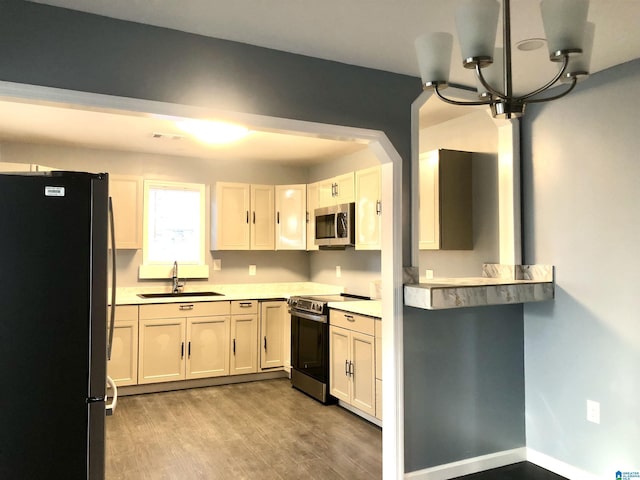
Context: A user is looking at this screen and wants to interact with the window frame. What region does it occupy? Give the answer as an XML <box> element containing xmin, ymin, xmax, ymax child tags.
<box><xmin>138</xmin><ymin>179</ymin><xmax>209</xmax><ymax>279</ymax></box>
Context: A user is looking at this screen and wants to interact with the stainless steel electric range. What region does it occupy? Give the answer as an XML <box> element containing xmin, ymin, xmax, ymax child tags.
<box><xmin>288</xmin><ymin>293</ymin><xmax>368</xmax><ymax>404</ymax></box>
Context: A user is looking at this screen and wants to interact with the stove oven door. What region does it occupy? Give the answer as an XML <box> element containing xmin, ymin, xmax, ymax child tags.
<box><xmin>290</xmin><ymin>309</ymin><xmax>328</xmax><ymax>384</ymax></box>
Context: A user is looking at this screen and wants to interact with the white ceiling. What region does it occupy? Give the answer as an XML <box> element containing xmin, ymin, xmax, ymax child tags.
<box><xmin>28</xmin><ymin>0</ymin><xmax>640</xmax><ymax>93</ymax></box>
<box><xmin>0</xmin><ymin>99</ymin><xmax>365</xmax><ymax>165</ymax></box>
<box><xmin>9</xmin><ymin>1</ymin><xmax>640</xmax><ymax>163</ymax></box>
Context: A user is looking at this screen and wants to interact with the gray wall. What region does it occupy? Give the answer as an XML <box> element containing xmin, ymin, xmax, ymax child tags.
<box><xmin>403</xmin><ymin>304</ymin><xmax>525</xmax><ymax>472</ymax></box>
<box><xmin>0</xmin><ymin>0</ymin><xmax>418</xmax><ymax>265</ymax></box>
<box><xmin>521</xmin><ymin>59</ymin><xmax>640</xmax><ymax>477</ymax></box>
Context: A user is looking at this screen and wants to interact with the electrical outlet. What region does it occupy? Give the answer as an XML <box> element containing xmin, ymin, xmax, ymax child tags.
<box><xmin>587</xmin><ymin>399</ymin><xmax>600</xmax><ymax>424</ymax></box>
<box><xmin>336</xmin><ymin>266</ymin><xmax>342</xmax><ymax>278</ymax></box>
<box><xmin>425</xmin><ymin>269</ymin><xmax>434</xmax><ymax>279</ymax></box>
<box><xmin>213</xmin><ymin>259</ymin><xmax>221</xmax><ymax>271</ymax></box>
<box><xmin>249</xmin><ymin>265</ymin><xmax>256</xmax><ymax>276</ymax></box>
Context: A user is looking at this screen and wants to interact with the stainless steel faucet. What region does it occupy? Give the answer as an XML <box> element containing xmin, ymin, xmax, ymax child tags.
<box><xmin>172</xmin><ymin>260</ymin><xmax>183</xmax><ymax>294</ymax></box>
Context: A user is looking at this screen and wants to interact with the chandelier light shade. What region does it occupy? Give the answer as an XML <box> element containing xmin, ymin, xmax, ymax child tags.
<box><xmin>540</xmin><ymin>0</ymin><xmax>590</xmax><ymax>60</ymax></box>
<box><xmin>415</xmin><ymin>32</ymin><xmax>454</xmax><ymax>87</ymax></box>
<box><xmin>415</xmin><ymin>0</ymin><xmax>594</xmax><ymax>119</ymax></box>
<box><xmin>455</xmin><ymin>0</ymin><xmax>500</xmax><ymax>67</ymax></box>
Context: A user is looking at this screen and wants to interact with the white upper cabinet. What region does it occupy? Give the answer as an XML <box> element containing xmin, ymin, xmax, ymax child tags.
<box><xmin>355</xmin><ymin>166</ymin><xmax>381</xmax><ymax>250</ymax></box>
<box><xmin>109</xmin><ymin>175</ymin><xmax>143</xmax><ymax>250</ymax></box>
<box><xmin>212</xmin><ymin>182</ymin><xmax>275</xmax><ymax>250</ymax></box>
<box><xmin>419</xmin><ymin>149</ymin><xmax>472</xmax><ymax>250</ymax></box>
<box><xmin>250</xmin><ymin>184</ymin><xmax>276</xmax><ymax>250</ymax></box>
<box><xmin>212</xmin><ymin>182</ymin><xmax>250</xmax><ymax>250</ymax></box>
<box><xmin>275</xmin><ymin>184</ymin><xmax>306</xmax><ymax>250</ymax></box>
<box><xmin>317</xmin><ymin>172</ymin><xmax>355</xmax><ymax>208</ymax></box>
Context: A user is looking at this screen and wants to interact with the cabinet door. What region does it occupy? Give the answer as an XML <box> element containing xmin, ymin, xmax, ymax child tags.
<box><xmin>329</xmin><ymin>326</ymin><xmax>351</xmax><ymax>403</ymax></box>
<box><xmin>186</xmin><ymin>316</ymin><xmax>230</xmax><ymax>379</ymax></box>
<box><xmin>350</xmin><ymin>331</ymin><xmax>376</xmax><ymax>416</ymax></box>
<box><xmin>107</xmin><ymin>319</ymin><xmax>138</xmax><ymax>386</ymax></box>
<box><xmin>260</xmin><ymin>301</ymin><xmax>285</xmax><ymax>370</ymax></box>
<box><xmin>109</xmin><ymin>175</ymin><xmax>143</xmax><ymax>249</ymax></box>
<box><xmin>375</xmin><ymin>379</ymin><xmax>383</xmax><ymax>421</ymax></box>
<box><xmin>355</xmin><ymin>166</ymin><xmax>381</xmax><ymax>250</ymax></box>
<box><xmin>317</xmin><ymin>179</ymin><xmax>335</xmax><ymax>208</ymax></box>
<box><xmin>138</xmin><ymin>317</ymin><xmax>186</xmax><ymax>384</ymax></box>
<box><xmin>334</xmin><ymin>172</ymin><xmax>355</xmax><ymax>204</ymax></box>
<box><xmin>418</xmin><ymin>151</ymin><xmax>441</xmax><ymax>250</ymax></box>
<box><xmin>306</xmin><ymin>182</ymin><xmax>319</xmax><ymax>251</ymax></box>
<box><xmin>275</xmin><ymin>184</ymin><xmax>306</xmax><ymax>250</ymax></box>
<box><xmin>250</xmin><ymin>184</ymin><xmax>275</xmax><ymax>250</ymax></box>
<box><xmin>230</xmin><ymin>314</ymin><xmax>258</xmax><ymax>375</ymax></box>
<box><xmin>213</xmin><ymin>182</ymin><xmax>250</xmax><ymax>250</ymax></box>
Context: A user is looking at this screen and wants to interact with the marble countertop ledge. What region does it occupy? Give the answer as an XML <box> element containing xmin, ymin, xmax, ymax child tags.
<box><xmin>404</xmin><ymin>272</ymin><xmax>554</xmax><ymax>310</ymax></box>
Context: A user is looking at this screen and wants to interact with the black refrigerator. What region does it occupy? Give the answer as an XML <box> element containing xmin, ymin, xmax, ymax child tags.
<box><xmin>0</xmin><ymin>171</ymin><xmax>109</xmax><ymax>479</ymax></box>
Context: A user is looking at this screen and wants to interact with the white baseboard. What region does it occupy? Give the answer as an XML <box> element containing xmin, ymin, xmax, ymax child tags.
<box><xmin>403</xmin><ymin>447</ymin><xmax>605</xmax><ymax>480</ymax></box>
<box><xmin>526</xmin><ymin>449</ymin><xmax>603</xmax><ymax>480</ymax></box>
<box><xmin>404</xmin><ymin>447</ymin><xmax>527</xmax><ymax>480</ymax></box>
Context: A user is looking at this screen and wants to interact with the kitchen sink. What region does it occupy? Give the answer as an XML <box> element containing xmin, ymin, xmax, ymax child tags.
<box><xmin>137</xmin><ymin>291</ymin><xmax>224</xmax><ymax>299</ymax></box>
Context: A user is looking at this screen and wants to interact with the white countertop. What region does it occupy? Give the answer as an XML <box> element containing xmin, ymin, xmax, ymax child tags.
<box><xmin>111</xmin><ymin>282</ymin><xmax>344</xmax><ymax>306</ymax></box>
<box><xmin>328</xmin><ymin>300</ymin><xmax>382</xmax><ymax>318</ymax></box>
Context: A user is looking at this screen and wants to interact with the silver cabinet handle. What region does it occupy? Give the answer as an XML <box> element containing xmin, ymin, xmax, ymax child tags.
<box><xmin>233</xmin><ymin>339</ymin><xmax>236</xmax><ymax>355</ymax></box>
<box><xmin>179</xmin><ymin>304</ymin><xmax>194</xmax><ymax>311</ymax></box>
<box><xmin>181</xmin><ymin>342</ymin><xmax>184</xmax><ymax>358</ymax></box>
<box><xmin>246</xmin><ymin>211</ymin><xmax>249</xmax><ymax>223</ymax></box>
<box><xmin>376</xmin><ymin>200</ymin><xmax>382</xmax><ymax>216</ymax></box>
<box><xmin>344</xmin><ymin>314</ymin><xmax>355</xmax><ymax>322</ymax></box>
<box><xmin>239</xmin><ymin>302</ymin><xmax>253</xmax><ymax>308</ymax></box>
<box><xmin>349</xmin><ymin>361</ymin><xmax>354</xmax><ymax>377</ymax></box>
<box><xmin>253</xmin><ymin>211</ymin><xmax>256</xmax><ymax>224</ymax></box>
<box><xmin>345</xmin><ymin>359</ymin><xmax>349</xmax><ymax>376</ymax></box>
<box><xmin>264</xmin><ymin>336</ymin><xmax>267</xmax><ymax>351</ymax></box>
<box><xmin>188</xmin><ymin>341</ymin><xmax>191</xmax><ymax>358</ymax></box>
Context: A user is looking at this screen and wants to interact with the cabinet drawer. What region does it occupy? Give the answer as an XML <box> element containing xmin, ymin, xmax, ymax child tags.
<box><xmin>231</xmin><ymin>300</ymin><xmax>258</xmax><ymax>315</ymax></box>
<box><xmin>140</xmin><ymin>301</ymin><xmax>230</xmax><ymax>319</ymax></box>
<box><xmin>111</xmin><ymin>305</ymin><xmax>138</xmax><ymax>322</ymax></box>
<box><xmin>330</xmin><ymin>310</ymin><xmax>375</xmax><ymax>336</ymax></box>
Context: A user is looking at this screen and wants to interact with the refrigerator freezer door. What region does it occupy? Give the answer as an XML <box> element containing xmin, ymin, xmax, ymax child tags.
<box><xmin>0</xmin><ymin>172</ymin><xmax>108</xmax><ymax>479</ymax></box>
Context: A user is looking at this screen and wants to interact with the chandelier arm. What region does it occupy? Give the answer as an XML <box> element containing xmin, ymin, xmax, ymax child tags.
<box><xmin>518</xmin><ymin>55</ymin><xmax>570</xmax><ymax>101</ymax></box>
<box><xmin>524</xmin><ymin>76</ymin><xmax>577</xmax><ymax>104</ymax></box>
<box><xmin>475</xmin><ymin>64</ymin><xmax>507</xmax><ymax>100</ymax></box>
<box><xmin>434</xmin><ymin>85</ymin><xmax>494</xmax><ymax>107</ymax></box>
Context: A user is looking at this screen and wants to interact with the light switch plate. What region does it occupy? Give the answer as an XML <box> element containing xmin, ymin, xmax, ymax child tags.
<box><xmin>213</xmin><ymin>259</ymin><xmax>221</xmax><ymax>271</ymax></box>
<box><xmin>249</xmin><ymin>265</ymin><xmax>256</xmax><ymax>276</ymax></box>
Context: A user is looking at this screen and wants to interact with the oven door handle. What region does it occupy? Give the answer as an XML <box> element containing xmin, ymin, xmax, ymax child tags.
<box><xmin>289</xmin><ymin>309</ymin><xmax>328</xmax><ymax>324</ymax></box>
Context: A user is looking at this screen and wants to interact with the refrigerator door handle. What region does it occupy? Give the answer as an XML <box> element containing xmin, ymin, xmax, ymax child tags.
<box><xmin>105</xmin><ymin>375</ymin><xmax>118</xmax><ymax>416</ymax></box>
<box><xmin>107</xmin><ymin>197</ymin><xmax>117</xmax><ymax>361</ymax></box>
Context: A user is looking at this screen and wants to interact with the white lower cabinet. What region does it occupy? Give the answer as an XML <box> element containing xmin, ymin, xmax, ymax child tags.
<box><xmin>138</xmin><ymin>302</ymin><xmax>231</xmax><ymax>384</ymax></box>
<box><xmin>230</xmin><ymin>301</ymin><xmax>258</xmax><ymax>375</ymax></box>
<box><xmin>107</xmin><ymin>305</ymin><xmax>139</xmax><ymax>387</ymax></box>
<box><xmin>375</xmin><ymin>318</ymin><xmax>382</xmax><ymax>421</ymax></box>
<box><xmin>329</xmin><ymin>310</ymin><xmax>376</xmax><ymax>417</ymax></box>
<box><xmin>259</xmin><ymin>301</ymin><xmax>287</xmax><ymax>370</ymax></box>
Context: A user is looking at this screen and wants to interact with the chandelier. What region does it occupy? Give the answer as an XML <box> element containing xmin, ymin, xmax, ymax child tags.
<box><xmin>415</xmin><ymin>0</ymin><xmax>595</xmax><ymax>119</ymax></box>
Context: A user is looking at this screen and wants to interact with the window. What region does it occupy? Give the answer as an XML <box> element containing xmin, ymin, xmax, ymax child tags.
<box><xmin>139</xmin><ymin>180</ymin><xmax>209</xmax><ymax>279</ymax></box>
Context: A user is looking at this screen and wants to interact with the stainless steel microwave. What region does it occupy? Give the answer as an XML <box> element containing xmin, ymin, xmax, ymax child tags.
<box><xmin>314</xmin><ymin>202</ymin><xmax>355</xmax><ymax>248</ymax></box>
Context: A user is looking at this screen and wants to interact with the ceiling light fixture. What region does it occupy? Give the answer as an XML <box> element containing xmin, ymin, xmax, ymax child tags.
<box><xmin>415</xmin><ymin>0</ymin><xmax>595</xmax><ymax>119</ymax></box>
<box><xmin>175</xmin><ymin>119</ymin><xmax>250</xmax><ymax>144</ymax></box>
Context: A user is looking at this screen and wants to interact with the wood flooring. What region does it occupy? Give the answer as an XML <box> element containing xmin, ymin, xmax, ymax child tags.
<box><xmin>106</xmin><ymin>378</ymin><xmax>382</xmax><ymax>479</ymax></box>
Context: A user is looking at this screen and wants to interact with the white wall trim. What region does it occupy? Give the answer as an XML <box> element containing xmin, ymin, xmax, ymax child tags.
<box><xmin>404</xmin><ymin>448</ymin><xmax>527</xmax><ymax>480</ymax></box>
<box><xmin>527</xmin><ymin>449</ymin><xmax>603</xmax><ymax>480</ymax></box>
